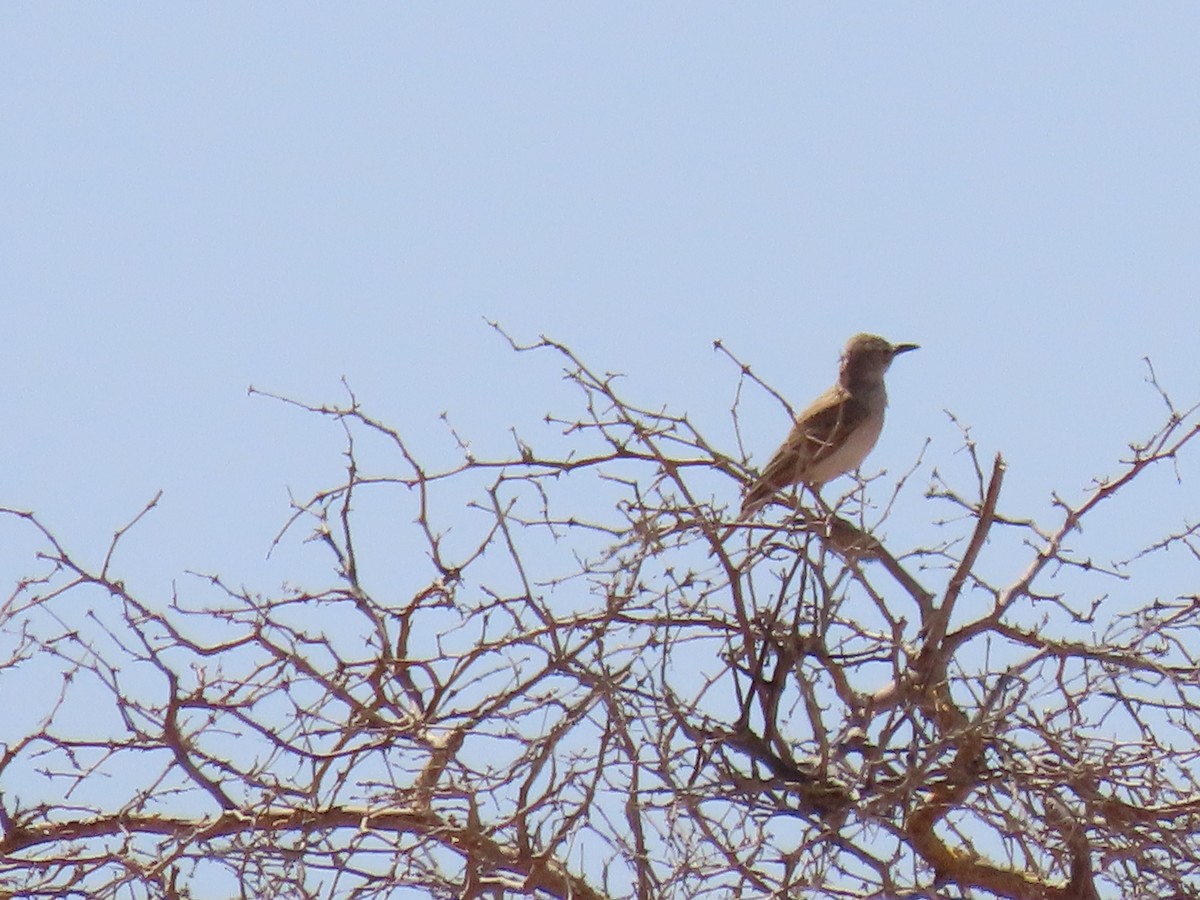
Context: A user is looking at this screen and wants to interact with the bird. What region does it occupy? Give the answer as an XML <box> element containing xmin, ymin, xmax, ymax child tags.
<box><xmin>734</xmin><ymin>333</ymin><xmax>918</xmax><ymax>522</ymax></box>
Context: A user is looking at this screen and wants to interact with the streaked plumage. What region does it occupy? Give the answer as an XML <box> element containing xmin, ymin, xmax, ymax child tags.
<box><xmin>737</xmin><ymin>333</ymin><xmax>917</xmax><ymax>520</ymax></box>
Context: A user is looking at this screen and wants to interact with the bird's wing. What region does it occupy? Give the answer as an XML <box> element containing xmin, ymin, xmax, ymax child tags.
<box><xmin>738</xmin><ymin>386</ymin><xmax>869</xmax><ymax>518</ymax></box>
<box><xmin>784</xmin><ymin>385</ymin><xmax>871</xmax><ymax>468</ymax></box>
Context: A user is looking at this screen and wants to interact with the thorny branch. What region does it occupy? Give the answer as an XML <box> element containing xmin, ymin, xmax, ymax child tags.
<box><xmin>2</xmin><ymin>329</ymin><xmax>1200</xmax><ymax>899</ymax></box>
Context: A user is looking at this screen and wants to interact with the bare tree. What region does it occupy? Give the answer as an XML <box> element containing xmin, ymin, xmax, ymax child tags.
<box><xmin>3</xmin><ymin>327</ymin><xmax>1199</xmax><ymax>899</ymax></box>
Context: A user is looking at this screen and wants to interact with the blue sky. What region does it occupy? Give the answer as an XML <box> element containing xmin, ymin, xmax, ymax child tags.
<box><xmin>4</xmin><ymin>5</ymin><xmax>1198</xmax><ymax>599</ymax></box>
<box><xmin>4</xmin><ymin>8</ymin><xmax>1200</xmax><ymax>899</ymax></box>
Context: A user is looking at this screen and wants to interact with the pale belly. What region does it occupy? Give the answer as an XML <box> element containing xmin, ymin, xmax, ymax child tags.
<box><xmin>806</xmin><ymin>410</ymin><xmax>885</xmax><ymax>485</ymax></box>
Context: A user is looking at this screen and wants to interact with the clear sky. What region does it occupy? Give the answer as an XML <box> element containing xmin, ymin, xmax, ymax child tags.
<box><xmin>4</xmin><ymin>6</ymin><xmax>1198</xmax><ymax>598</ymax></box>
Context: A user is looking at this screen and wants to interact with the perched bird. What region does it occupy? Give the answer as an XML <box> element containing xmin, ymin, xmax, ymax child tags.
<box><xmin>736</xmin><ymin>333</ymin><xmax>918</xmax><ymax>521</ymax></box>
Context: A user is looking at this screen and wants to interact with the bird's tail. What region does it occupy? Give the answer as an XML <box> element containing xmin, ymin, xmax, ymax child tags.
<box><xmin>710</xmin><ymin>503</ymin><xmax>755</xmax><ymax>557</ymax></box>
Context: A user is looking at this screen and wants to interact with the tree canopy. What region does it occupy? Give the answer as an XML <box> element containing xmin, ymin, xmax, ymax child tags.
<box><xmin>3</xmin><ymin>331</ymin><xmax>1199</xmax><ymax>899</ymax></box>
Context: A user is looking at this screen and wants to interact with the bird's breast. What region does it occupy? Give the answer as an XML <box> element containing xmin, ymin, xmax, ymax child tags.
<box><xmin>806</xmin><ymin>409</ymin><xmax>885</xmax><ymax>484</ymax></box>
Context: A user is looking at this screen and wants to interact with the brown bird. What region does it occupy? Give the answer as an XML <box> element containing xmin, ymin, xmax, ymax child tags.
<box><xmin>736</xmin><ymin>333</ymin><xmax>918</xmax><ymax>521</ymax></box>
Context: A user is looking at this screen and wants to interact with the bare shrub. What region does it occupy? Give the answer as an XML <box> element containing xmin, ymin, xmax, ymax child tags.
<box><xmin>3</xmin><ymin>329</ymin><xmax>1199</xmax><ymax>899</ymax></box>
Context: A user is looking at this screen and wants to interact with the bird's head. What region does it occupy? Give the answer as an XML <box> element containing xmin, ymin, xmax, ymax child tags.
<box><xmin>840</xmin><ymin>333</ymin><xmax>919</xmax><ymax>382</ymax></box>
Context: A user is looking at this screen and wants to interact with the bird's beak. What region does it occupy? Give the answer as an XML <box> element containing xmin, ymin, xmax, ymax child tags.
<box><xmin>892</xmin><ymin>343</ymin><xmax>919</xmax><ymax>355</ymax></box>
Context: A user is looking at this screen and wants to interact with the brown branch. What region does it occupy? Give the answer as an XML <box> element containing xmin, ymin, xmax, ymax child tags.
<box><xmin>1</xmin><ymin>807</ymin><xmax>608</xmax><ymax>900</ymax></box>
